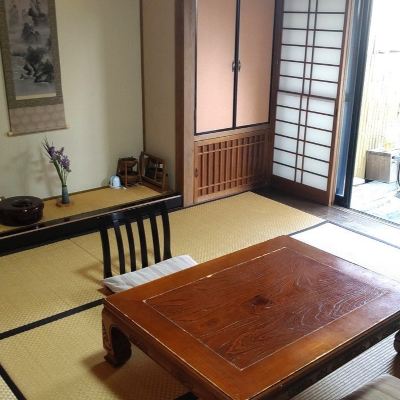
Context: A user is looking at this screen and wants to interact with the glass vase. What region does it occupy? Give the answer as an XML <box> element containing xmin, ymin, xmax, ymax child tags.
<box><xmin>61</xmin><ymin>185</ymin><xmax>70</xmax><ymax>205</ymax></box>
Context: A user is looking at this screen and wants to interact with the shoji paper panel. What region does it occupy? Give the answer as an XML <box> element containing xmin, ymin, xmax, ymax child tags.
<box><xmin>272</xmin><ymin>0</ymin><xmax>348</xmax><ymax>196</ymax></box>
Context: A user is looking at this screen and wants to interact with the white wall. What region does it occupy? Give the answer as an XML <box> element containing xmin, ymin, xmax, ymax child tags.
<box><xmin>0</xmin><ymin>0</ymin><xmax>143</xmax><ymax>198</ymax></box>
<box><xmin>142</xmin><ymin>0</ymin><xmax>176</xmax><ymax>190</ymax></box>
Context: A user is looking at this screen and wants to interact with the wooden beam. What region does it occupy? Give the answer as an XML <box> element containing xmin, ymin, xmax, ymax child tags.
<box><xmin>175</xmin><ymin>0</ymin><xmax>196</xmax><ymax>207</ymax></box>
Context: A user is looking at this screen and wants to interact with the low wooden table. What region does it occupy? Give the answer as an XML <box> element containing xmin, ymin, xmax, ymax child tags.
<box><xmin>102</xmin><ymin>236</ymin><xmax>400</xmax><ymax>400</ymax></box>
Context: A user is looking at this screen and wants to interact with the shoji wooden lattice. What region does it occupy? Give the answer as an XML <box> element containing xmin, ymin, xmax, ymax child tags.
<box><xmin>194</xmin><ymin>130</ymin><xmax>267</xmax><ymax>202</ymax></box>
<box><xmin>272</xmin><ymin>0</ymin><xmax>349</xmax><ymax>204</ymax></box>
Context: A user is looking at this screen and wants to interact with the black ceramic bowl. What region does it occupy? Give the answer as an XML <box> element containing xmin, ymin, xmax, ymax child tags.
<box><xmin>0</xmin><ymin>196</ymin><xmax>44</xmax><ymax>226</ymax></box>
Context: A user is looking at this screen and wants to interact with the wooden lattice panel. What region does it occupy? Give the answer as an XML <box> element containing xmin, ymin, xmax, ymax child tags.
<box><xmin>194</xmin><ymin>130</ymin><xmax>267</xmax><ymax>202</ymax></box>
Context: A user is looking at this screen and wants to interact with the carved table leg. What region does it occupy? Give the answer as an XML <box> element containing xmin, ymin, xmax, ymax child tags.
<box><xmin>394</xmin><ymin>331</ymin><xmax>400</xmax><ymax>353</ymax></box>
<box><xmin>102</xmin><ymin>309</ymin><xmax>132</xmax><ymax>366</ymax></box>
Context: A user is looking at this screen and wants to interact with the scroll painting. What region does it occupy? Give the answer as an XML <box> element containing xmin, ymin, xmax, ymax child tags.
<box><xmin>0</xmin><ymin>0</ymin><xmax>66</xmax><ymax>135</ymax></box>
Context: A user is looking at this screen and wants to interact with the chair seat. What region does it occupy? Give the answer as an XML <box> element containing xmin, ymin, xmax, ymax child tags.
<box><xmin>103</xmin><ymin>255</ymin><xmax>198</xmax><ymax>293</ymax></box>
<box><xmin>342</xmin><ymin>374</ymin><xmax>400</xmax><ymax>400</ymax></box>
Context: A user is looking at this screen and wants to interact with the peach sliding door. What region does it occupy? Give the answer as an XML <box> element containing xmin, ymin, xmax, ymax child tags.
<box><xmin>196</xmin><ymin>0</ymin><xmax>237</xmax><ymax>134</ymax></box>
<box><xmin>236</xmin><ymin>0</ymin><xmax>275</xmax><ymax>127</ymax></box>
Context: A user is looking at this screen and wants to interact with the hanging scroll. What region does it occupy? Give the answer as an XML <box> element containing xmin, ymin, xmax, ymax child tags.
<box><xmin>0</xmin><ymin>0</ymin><xmax>66</xmax><ymax>135</ymax></box>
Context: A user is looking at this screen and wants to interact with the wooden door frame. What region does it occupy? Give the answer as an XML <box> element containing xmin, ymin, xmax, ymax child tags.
<box><xmin>175</xmin><ymin>0</ymin><xmax>196</xmax><ymax>207</ymax></box>
<box><xmin>266</xmin><ymin>0</ymin><xmax>284</xmax><ymax>184</ymax></box>
<box><xmin>177</xmin><ymin>0</ymin><xmax>282</xmax><ymax>207</ymax></box>
<box><xmin>335</xmin><ymin>0</ymin><xmax>373</xmax><ymax>208</ymax></box>
<box><xmin>268</xmin><ymin>0</ymin><xmax>354</xmax><ymax>206</ymax></box>
<box><xmin>327</xmin><ymin>0</ymin><xmax>354</xmax><ymax>205</ymax></box>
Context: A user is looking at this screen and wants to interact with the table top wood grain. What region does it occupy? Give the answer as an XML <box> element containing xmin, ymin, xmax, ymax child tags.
<box><xmin>103</xmin><ymin>236</ymin><xmax>400</xmax><ymax>400</ymax></box>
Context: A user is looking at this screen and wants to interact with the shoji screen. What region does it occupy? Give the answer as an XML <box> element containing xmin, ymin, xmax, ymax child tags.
<box><xmin>272</xmin><ymin>0</ymin><xmax>349</xmax><ymax>204</ymax></box>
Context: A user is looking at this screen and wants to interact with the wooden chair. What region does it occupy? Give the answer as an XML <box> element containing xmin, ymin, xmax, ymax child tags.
<box><xmin>98</xmin><ymin>201</ymin><xmax>172</xmax><ymax>279</ymax></box>
<box><xmin>97</xmin><ymin>201</ymin><xmax>197</xmax><ymax>292</ymax></box>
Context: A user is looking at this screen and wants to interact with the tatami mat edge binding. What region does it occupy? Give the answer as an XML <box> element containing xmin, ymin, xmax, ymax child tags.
<box><xmin>71</xmin><ymin>192</ymin><xmax>323</xmax><ymax>266</ymax></box>
<box><xmin>0</xmin><ymin>192</ymin><xmax>322</xmax><ymax>334</ymax></box>
<box><xmin>0</xmin><ymin>239</ymin><xmax>105</xmax><ymax>333</ymax></box>
<box><xmin>0</xmin><ymin>299</ymin><xmax>103</xmax><ymax>341</ymax></box>
<box><xmin>0</xmin><ymin>306</ymin><xmax>192</xmax><ymax>400</ymax></box>
<box><xmin>0</xmin><ymin>365</ymin><xmax>23</xmax><ymax>400</ymax></box>
<box><xmin>290</xmin><ymin>219</ymin><xmax>400</xmax><ymax>250</ymax></box>
<box><xmin>293</xmin><ymin>222</ymin><xmax>400</xmax><ymax>283</ymax></box>
<box><xmin>2</xmin><ymin>199</ymin><xmax>399</xmax><ymax>399</ymax></box>
<box><xmin>0</xmin><ymin>192</ymin><xmax>324</xmax><ymax>329</ymax></box>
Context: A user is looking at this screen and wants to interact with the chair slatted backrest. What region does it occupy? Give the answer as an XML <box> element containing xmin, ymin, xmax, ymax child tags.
<box><xmin>98</xmin><ymin>201</ymin><xmax>172</xmax><ymax>279</ymax></box>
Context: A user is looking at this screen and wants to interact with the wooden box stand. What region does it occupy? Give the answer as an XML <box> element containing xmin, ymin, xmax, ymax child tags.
<box><xmin>139</xmin><ymin>152</ymin><xmax>168</xmax><ymax>192</ymax></box>
<box><xmin>116</xmin><ymin>157</ymin><xmax>141</xmax><ymax>187</ymax></box>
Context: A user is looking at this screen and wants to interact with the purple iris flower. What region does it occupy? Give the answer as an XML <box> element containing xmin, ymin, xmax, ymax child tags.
<box><xmin>55</xmin><ymin>149</ymin><xmax>63</xmax><ymax>162</ymax></box>
<box><xmin>48</xmin><ymin>146</ymin><xmax>56</xmax><ymax>159</ymax></box>
<box><xmin>42</xmin><ymin>138</ymin><xmax>72</xmax><ymax>184</ymax></box>
<box><xmin>61</xmin><ymin>155</ymin><xmax>71</xmax><ymax>172</ymax></box>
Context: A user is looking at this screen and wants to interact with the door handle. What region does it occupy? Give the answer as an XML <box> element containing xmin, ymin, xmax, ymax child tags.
<box><xmin>232</xmin><ymin>60</ymin><xmax>242</xmax><ymax>72</ymax></box>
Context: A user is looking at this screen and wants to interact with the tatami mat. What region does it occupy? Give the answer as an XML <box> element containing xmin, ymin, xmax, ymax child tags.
<box><xmin>0</xmin><ymin>377</ymin><xmax>16</xmax><ymax>400</ymax></box>
<box><xmin>72</xmin><ymin>192</ymin><xmax>323</xmax><ymax>264</ymax></box>
<box><xmin>0</xmin><ymin>240</ymin><xmax>104</xmax><ymax>333</ymax></box>
<box><xmin>293</xmin><ymin>223</ymin><xmax>400</xmax><ymax>282</ymax></box>
<box><xmin>293</xmin><ymin>333</ymin><xmax>400</xmax><ymax>400</ymax></box>
<box><xmin>0</xmin><ymin>306</ymin><xmax>187</xmax><ymax>400</ymax></box>
<box><xmin>0</xmin><ymin>192</ymin><xmax>324</xmax><ymax>398</ymax></box>
<box><xmin>0</xmin><ymin>192</ymin><xmax>321</xmax><ymax>335</ymax></box>
<box><xmin>41</xmin><ymin>185</ymin><xmax>161</xmax><ymax>222</ymax></box>
<box><xmin>0</xmin><ymin>185</ymin><xmax>160</xmax><ymax>233</ymax></box>
<box><xmin>1</xmin><ymin>194</ymin><xmax>400</xmax><ymax>399</ymax></box>
<box><xmin>291</xmin><ymin>222</ymin><xmax>400</xmax><ymax>398</ymax></box>
<box><xmin>1</xmin><ymin>307</ymin><xmax>399</xmax><ymax>400</ymax></box>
